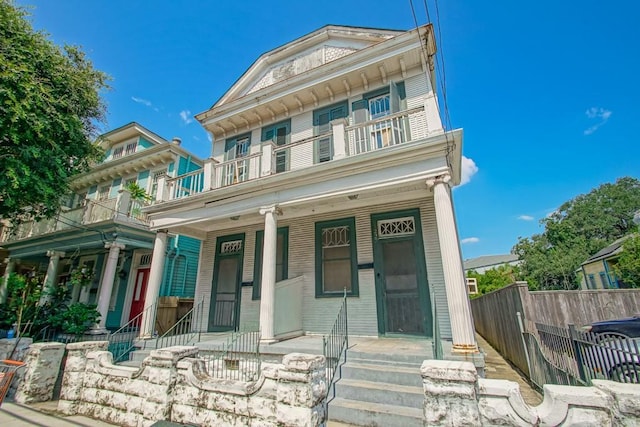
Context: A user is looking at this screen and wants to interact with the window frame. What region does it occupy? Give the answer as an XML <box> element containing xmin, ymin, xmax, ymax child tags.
<box><xmin>261</xmin><ymin>119</ymin><xmax>291</xmax><ymax>173</ymax></box>
<box><xmin>315</xmin><ymin>217</ymin><xmax>359</xmax><ymax>298</ymax></box>
<box><xmin>252</xmin><ymin>227</ymin><xmax>289</xmax><ymax>300</ymax></box>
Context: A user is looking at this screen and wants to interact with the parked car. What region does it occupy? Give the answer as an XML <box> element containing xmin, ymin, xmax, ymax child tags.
<box><xmin>582</xmin><ymin>337</ymin><xmax>640</xmax><ymax>383</ymax></box>
<box><xmin>581</xmin><ymin>316</ymin><xmax>640</xmax><ymax>338</ymax></box>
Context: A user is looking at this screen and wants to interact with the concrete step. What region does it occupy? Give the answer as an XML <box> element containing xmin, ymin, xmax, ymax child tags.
<box><xmin>341</xmin><ymin>361</ymin><xmax>422</xmax><ymax>387</ymax></box>
<box><xmin>333</xmin><ymin>378</ymin><xmax>423</xmax><ymax>409</ymax></box>
<box><xmin>328</xmin><ymin>397</ymin><xmax>423</xmax><ymax>427</ymax></box>
<box><xmin>346</xmin><ymin>350</ymin><xmax>430</xmax><ymax>366</ymax></box>
<box><xmin>129</xmin><ymin>349</ymin><xmax>151</xmax><ymax>362</ymax></box>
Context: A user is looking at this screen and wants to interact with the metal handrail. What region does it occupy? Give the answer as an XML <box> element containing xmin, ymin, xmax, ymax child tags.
<box><xmin>109</xmin><ymin>301</ymin><xmax>157</xmax><ymax>363</ymax></box>
<box><xmin>432</xmin><ymin>294</ymin><xmax>443</xmax><ymax>360</ymax></box>
<box><xmin>199</xmin><ymin>329</ymin><xmax>261</xmax><ymax>381</ymax></box>
<box><xmin>154</xmin><ymin>297</ymin><xmax>204</xmax><ymax>349</ymax></box>
<box><xmin>322</xmin><ymin>288</ymin><xmax>348</xmax><ymax>403</ymax></box>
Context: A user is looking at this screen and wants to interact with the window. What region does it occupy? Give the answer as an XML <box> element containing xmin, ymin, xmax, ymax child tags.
<box><xmin>599</xmin><ymin>272</ymin><xmax>609</xmax><ymax>288</ymax></box>
<box><xmin>253</xmin><ymin>227</ymin><xmax>289</xmax><ymax>299</ymax></box>
<box><xmin>74</xmin><ymin>192</ymin><xmax>87</xmax><ymax>208</ymax></box>
<box><xmin>125</xmin><ymin>142</ymin><xmax>137</xmax><ymax>155</ymax></box>
<box><xmin>315</xmin><ymin>217</ymin><xmax>358</xmax><ymax>297</ymax></box>
<box><xmin>587</xmin><ymin>274</ymin><xmax>597</xmax><ymax>289</ymax></box>
<box><xmin>150</xmin><ymin>170</ymin><xmax>166</xmax><ymax>199</ymax></box>
<box><xmin>97</xmin><ymin>185</ymin><xmax>110</xmax><ymax>201</ymax></box>
<box><xmin>262</xmin><ymin>120</ymin><xmax>291</xmax><ymax>173</ymax></box>
<box><xmin>351</xmin><ymin>82</ymin><xmax>407</xmax><ymax>153</ymax></box>
<box><xmin>223</xmin><ymin>133</ymin><xmax>251</xmax><ymax>185</ymax></box>
<box><xmin>466</xmin><ymin>277</ymin><xmax>478</xmax><ymax>295</ymax></box>
<box><xmin>112</xmin><ymin>146</ymin><xmax>124</xmax><ymax>159</ymax></box>
<box><xmin>124</xmin><ymin>178</ymin><xmax>137</xmax><ymax>189</ymax></box>
<box><xmin>313</xmin><ymin>101</ymin><xmax>348</xmax><ymax>163</ymax></box>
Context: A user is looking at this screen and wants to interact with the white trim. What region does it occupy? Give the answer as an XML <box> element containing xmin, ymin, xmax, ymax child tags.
<box><xmin>120</xmin><ymin>249</ymin><xmax>152</xmax><ymax>324</ymax></box>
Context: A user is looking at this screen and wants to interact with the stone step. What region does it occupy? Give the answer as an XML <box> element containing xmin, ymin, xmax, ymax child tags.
<box><xmin>347</xmin><ymin>350</ymin><xmax>430</xmax><ymax>366</ymax></box>
<box><xmin>328</xmin><ymin>397</ymin><xmax>423</xmax><ymax>427</ymax></box>
<box><xmin>129</xmin><ymin>349</ymin><xmax>151</xmax><ymax>362</ymax></box>
<box><xmin>118</xmin><ymin>360</ymin><xmax>142</xmax><ymax>368</ymax></box>
<box><xmin>341</xmin><ymin>361</ymin><xmax>422</xmax><ymax>387</ymax></box>
<box><xmin>334</xmin><ymin>378</ymin><xmax>423</xmax><ymax>409</ymax></box>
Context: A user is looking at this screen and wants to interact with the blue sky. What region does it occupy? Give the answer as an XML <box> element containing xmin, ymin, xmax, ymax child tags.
<box><xmin>16</xmin><ymin>0</ymin><xmax>639</xmax><ymax>259</ymax></box>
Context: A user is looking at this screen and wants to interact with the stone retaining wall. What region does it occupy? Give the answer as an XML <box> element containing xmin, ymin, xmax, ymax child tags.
<box><xmin>422</xmin><ymin>360</ymin><xmax>640</xmax><ymax>426</ymax></box>
<box><xmin>14</xmin><ymin>342</ymin><xmax>65</xmax><ymax>404</ymax></box>
<box><xmin>57</xmin><ymin>343</ymin><xmax>327</xmax><ymax>427</ymax></box>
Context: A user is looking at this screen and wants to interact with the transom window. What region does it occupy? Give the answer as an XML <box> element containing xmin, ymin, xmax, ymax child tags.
<box><xmin>377</xmin><ymin>217</ymin><xmax>416</xmax><ymax>238</ymax></box>
<box><xmin>221</xmin><ymin>240</ymin><xmax>243</xmax><ymax>254</ymax></box>
<box><xmin>369</xmin><ymin>94</ymin><xmax>391</xmax><ymax>119</ymax></box>
<box><xmin>315</xmin><ymin>217</ymin><xmax>358</xmax><ymax>297</ymax></box>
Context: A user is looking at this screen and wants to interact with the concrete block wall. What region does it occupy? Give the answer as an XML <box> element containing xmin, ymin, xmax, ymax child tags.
<box><xmin>56</xmin><ymin>342</ymin><xmax>327</xmax><ymax>427</ymax></box>
<box><xmin>421</xmin><ymin>360</ymin><xmax>640</xmax><ymax>426</ymax></box>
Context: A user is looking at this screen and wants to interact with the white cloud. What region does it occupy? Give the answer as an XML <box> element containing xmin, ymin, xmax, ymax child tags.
<box><xmin>459</xmin><ymin>156</ymin><xmax>478</xmax><ymax>186</ymax></box>
<box><xmin>518</xmin><ymin>215</ymin><xmax>534</xmax><ymax>221</ymax></box>
<box><xmin>179</xmin><ymin>110</ymin><xmax>193</xmax><ymax>125</ymax></box>
<box><xmin>131</xmin><ymin>96</ymin><xmax>159</xmax><ymax>111</ymax></box>
<box><xmin>461</xmin><ymin>237</ymin><xmax>480</xmax><ymax>244</ymax></box>
<box><xmin>584</xmin><ymin>107</ymin><xmax>612</xmax><ymax>135</ymax></box>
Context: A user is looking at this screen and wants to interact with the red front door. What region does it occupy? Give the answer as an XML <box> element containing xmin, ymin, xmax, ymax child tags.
<box><xmin>129</xmin><ymin>268</ymin><xmax>150</xmax><ymax>321</ymax></box>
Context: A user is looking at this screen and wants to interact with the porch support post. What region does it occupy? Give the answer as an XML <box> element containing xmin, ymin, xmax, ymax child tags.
<box><xmin>424</xmin><ymin>93</ymin><xmax>444</xmax><ymax>136</ymax></box>
<box><xmin>259</xmin><ymin>205</ymin><xmax>279</xmax><ymax>343</ymax></box>
<box><xmin>140</xmin><ymin>229</ymin><xmax>169</xmax><ymax>337</ymax></box>
<box><xmin>0</xmin><ymin>258</ymin><xmax>16</xmax><ymax>304</ymax></box>
<box><xmin>93</xmin><ymin>243</ymin><xmax>125</xmax><ymax>332</ymax></box>
<box><xmin>40</xmin><ymin>251</ymin><xmax>65</xmax><ymax>304</ymax></box>
<box><xmin>331</xmin><ymin>118</ymin><xmax>348</xmax><ymax>159</ymax></box>
<box><xmin>426</xmin><ymin>174</ymin><xmax>477</xmax><ymax>353</ymax></box>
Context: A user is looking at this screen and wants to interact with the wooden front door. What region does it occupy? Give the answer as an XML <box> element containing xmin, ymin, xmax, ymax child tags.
<box><xmin>372</xmin><ymin>209</ymin><xmax>432</xmax><ymax>336</ymax></box>
<box><xmin>129</xmin><ymin>267</ymin><xmax>150</xmax><ymax>321</ymax></box>
<box><xmin>209</xmin><ymin>234</ymin><xmax>245</xmax><ymax>332</ymax></box>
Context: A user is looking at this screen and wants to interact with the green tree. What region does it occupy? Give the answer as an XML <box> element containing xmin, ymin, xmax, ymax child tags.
<box><xmin>0</xmin><ymin>0</ymin><xmax>109</xmax><ymax>223</ymax></box>
<box><xmin>612</xmin><ymin>236</ymin><xmax>640</xmax><ymax>288</ymax></box>
<box><xmin>513</xmin><ymin>177</ymin><xmax>640</xmax><ymax>290</ymax></box>
<box><xmin>467</xmin><ymin>264</ymin><xmax>523</xmax><ymax>297</ymax></box>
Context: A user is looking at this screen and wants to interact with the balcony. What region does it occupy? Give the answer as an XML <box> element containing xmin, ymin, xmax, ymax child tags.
<box><xmin>0</xmin><ymin>190</ymin><xmax>150</xmax><ymax>244</ymax></box>
<box><xmin>160</xmin><ymin>106</ymin><xmax>430</xmax><ymax>202</ymax></box>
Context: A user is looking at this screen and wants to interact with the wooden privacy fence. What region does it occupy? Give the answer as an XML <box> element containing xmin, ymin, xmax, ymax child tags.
<box><xmin>470</xmin><ymin>282</ymin><xmax>640</xmax><ymax>376</ymax></box>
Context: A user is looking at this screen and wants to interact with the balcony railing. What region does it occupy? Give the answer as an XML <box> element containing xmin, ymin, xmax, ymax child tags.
<box><xmin>1</xmin><ymin>189</ymin><xmax>150</xmax><ymax>244</ymax></box>
<box><xmin>157</xmin><ymin>105</ymin><xmax>428</xmax><ymax>202</ymax></box>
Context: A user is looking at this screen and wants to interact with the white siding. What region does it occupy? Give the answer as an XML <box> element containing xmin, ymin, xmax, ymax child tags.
<box><xmin>289</xmin><ymin>111</ymin><xmax>314</xmax><ymax>171</ymax></box>
<box><xmin>193</xmin><ymin>197</ymin><xmax>452</xmax><ymax>339</ymax></box>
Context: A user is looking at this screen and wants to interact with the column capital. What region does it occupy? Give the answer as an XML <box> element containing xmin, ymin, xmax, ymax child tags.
<box><xmin>46</xmin><ymin>250</ymin><xmax>65</xmax><ymax>259</ymax></box>
<box><xmin>259</xmin><ymin>205</ymin><xmax>282</xmax><ymax>216</ymax></box>
<box><xmin>156</xmin><ymin>229</ymin><xmax>169</xmax><ymax>235</ymax></box>
<box><xmin>426</xmin><ymin>173</ymin><xmax>452</xmax><ymax>190</ymax></box>
<box><xmin>104</xmin><ymin>242</ymin><xmax>126</xmax><ymax>251</ymax></box>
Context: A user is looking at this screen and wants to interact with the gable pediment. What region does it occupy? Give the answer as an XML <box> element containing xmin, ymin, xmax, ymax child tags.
<box><xmin>216</xmin><ymin>26</ymin><xmax>402</xmax><ymax>107</ymax></box>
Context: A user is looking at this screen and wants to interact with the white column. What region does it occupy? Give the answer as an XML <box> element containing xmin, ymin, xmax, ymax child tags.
<box><xmin>331</xmin><ymin>118</ymin><xmax>348</xmax><ymax>159</ymax></box>
<box><xmin>140</xmin><ymin>229</ymin><xmax>169</xmax><ymax>337</ymax></box>
<box><xmin>0</xmin><ymin>258</ymin><xmax>16</xmax><ymax>304</ymax></box>
<box><xmin>427</xmin><ymin>174</ymin><xmax>477</xmax><ymax>353</ymax></box>
<box><xmin>259</xmin><ymin>205</ymin><xmax>279</xmax><ymax>342</ymax></box>
<box><xmin>261</xmin><ymin>143</ymin><xmax>275</xmax><ymax>177</ymax></box>
<box><xmin>93</xmin><ymin>242</ymin><xmax>125</xmax><ymax>332</ymax></box>
<box><xmin>424</xmin><ymin>92</ymin><xmax>444</xmax><ymax>136</ymax></box>
<box><xmin>40</xmin><ymin>251</ymin><xmax>65</xmax><ymax>304</ymax></box>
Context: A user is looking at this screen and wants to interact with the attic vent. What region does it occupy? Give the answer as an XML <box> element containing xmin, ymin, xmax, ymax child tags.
<box><xmin>377</xmin><ymin>217</ymin><xmax>415</xmax><ymax>238</ymax></box>
<box><xmin>221</xmin><ymin>240</ymin><xmax>242</xmax><ymax>254</ymax></box>
<box><xmin>140</xmin><ymin>254</ymin><xmax>152</xmax><ymax>266</ymax></box>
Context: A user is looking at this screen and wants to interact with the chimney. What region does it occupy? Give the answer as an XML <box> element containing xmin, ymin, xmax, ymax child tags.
<box><xmin>171</xmin><ymin>137</ymin><xmax>182</xmax><ymax>146</ymax></box>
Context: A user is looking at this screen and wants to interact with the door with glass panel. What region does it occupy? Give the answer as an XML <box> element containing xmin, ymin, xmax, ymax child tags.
<box><xmin>224</xmin><ymin>135</ymin><xmax>251</xmax><ymax>186</ymax></box>
<box><xmin>371</xmin><ymin>210</ymin><xmax>432</xmax><ymax>336</ymax></box>
<box><xmin>209</xmin><ymin>234</ymin><xmax>245</xmax><ymax>331</ymax></box>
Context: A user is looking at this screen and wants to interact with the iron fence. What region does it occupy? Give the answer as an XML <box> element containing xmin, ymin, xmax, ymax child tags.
<box><xmin>323</xmin><ymin>289</ymin><xmax>348</xmax><ymax>402</ymax></box>
<box><xmin>198</xmin><ymin>329</ymin><xmax>261</xmax><ymax>382</ymax></box>
<box><xmin>518</xmin><ymin>312</ymin><xmax>640</xmax><ymax>388</ymax></box>
<box><xmin>108</xmin><ymin>302</ymin><xmax>157</xmax><ymax>362</ymax></box>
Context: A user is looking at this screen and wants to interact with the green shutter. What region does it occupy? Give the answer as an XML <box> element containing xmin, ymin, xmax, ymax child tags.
<box><xmin>253</xmin><ymin>230</ymin><xmax>264</xmax><ymax>300</ymax></box>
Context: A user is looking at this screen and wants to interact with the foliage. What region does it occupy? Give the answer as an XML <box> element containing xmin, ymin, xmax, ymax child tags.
<box><xmin>612</xmin><ymin>236</ymin><xmax>640</xmax><ymax>288</ymax></box>
<box><xmin>126</xmin><ymin>181</ymin><xmax>152</xmax><ymax>202</ymax></box>
<box><xmin>0</xmin><ymin>269</ymin><xmax>100</xmax><ymax>337</ymax></box>
<box><xmin>49</xmin><ymin>302</ymin><xmax>100</xmax><ymax>335</ymax></box>
<box><xmin>0</xmin><ymin>0</ymin><xmax>109</xmax><ymax>223</ymax></box>
<box><xmin>513</xmin><ymin>177</ymin><xmax>640</xmax><ymax>290</ymax></box>
<box><xmin>467</xmin><ymin>264</ymin><xmax>524</xmax><ymax>297</ymax></box>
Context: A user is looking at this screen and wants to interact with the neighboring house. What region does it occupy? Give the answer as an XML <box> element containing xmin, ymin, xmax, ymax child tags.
<box><xmin>0</xmin><ymin>123</ymin><xmax>203</xmax><ymax>332</ymax></box>
<box><xmin>463</xmin><ymin>254</ymin><xmax>520</xmax><ymax>275</ymax></box>
<box><xmin>580</xmin><ymin>236</ymin><xmax>631</xmax><ymax>290</ymax></box>
<box><xmin>144</xmin><ymin>24</ymin><xmax>478</xmax><ymax>355</ymax></box>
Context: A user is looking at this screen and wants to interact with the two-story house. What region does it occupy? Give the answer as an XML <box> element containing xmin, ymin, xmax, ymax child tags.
<box><xmin>0</xmin><ymin>123</ymin><xmax>202</xmax><ymax>333</ymax></box>
<box><xmin>143</xmin><ymin>24</ymin><xmax>478</xmax><ymax>356</ymax></box>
